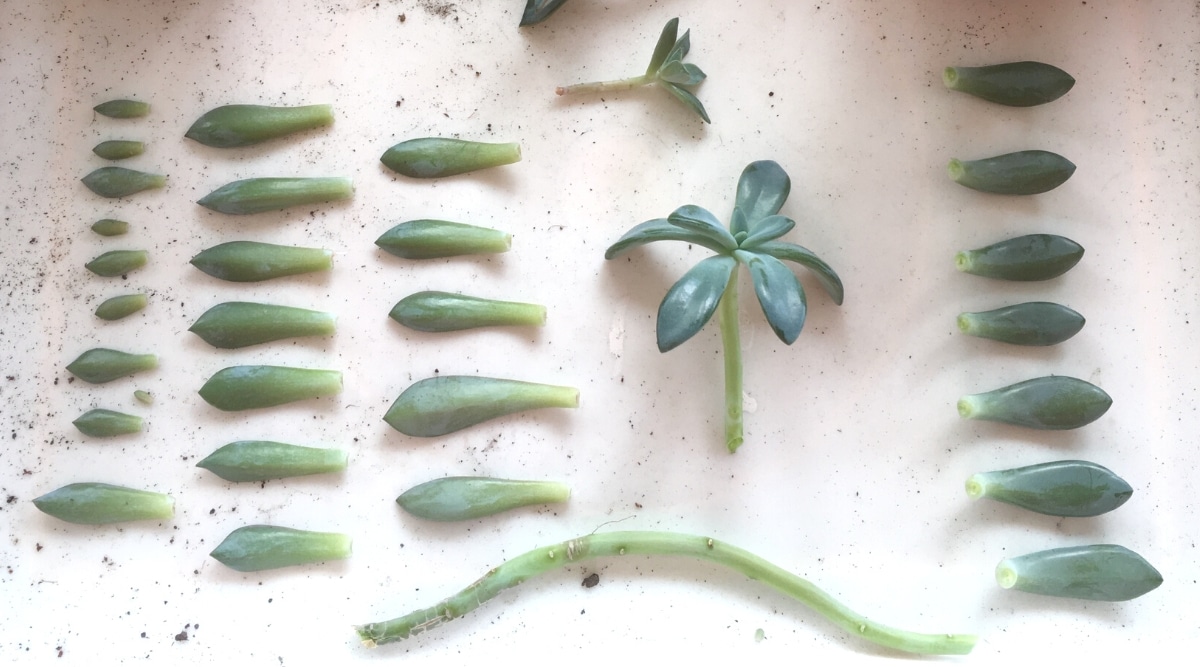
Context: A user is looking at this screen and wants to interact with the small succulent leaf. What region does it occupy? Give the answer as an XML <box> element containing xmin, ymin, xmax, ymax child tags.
<box><xmin>665</xmin><ymin>30</ymin><xmax>691</xmax><ymax>64</ymax></box>
<box><xmin>520</xmin><ymin>0</ymin><xmax>570</xmax><ymax>26</ymax></box>
<box><xmin>754</xmin><ymin>240</ymin><xmax>844</xmax><ymax>305</ymax></box>
<box><xmin>661</xmin><ymin>82</ymin><xmax>711</xmax><ymax>123</ymax></box>
<box><xmin>740</xmin><ymin>215</ymin><xmax>796</xmax><ymax>248</ymax></box>
<box><xmin>735</xmin><ymin>160</ymin><xmax>791</xmax><ymax>225</ymax></box>
<box><xmin>604</xmin><ymin>219</ymin><xmax>730</xmax><ymax>260</ymax></box>
<box><xmin>656</xmin><ymin>255</ymin><xmax>737</xmax><ymax>352</ymax></box>
<box><xmin>668</xmin><ymin>205</ymin><xmax>736</xmax><ymax>250</ymax></box>
<box><xmin>646</xmin><ymin>18</ymin><xmax>680</xmax><ymax>75</ymax></box>
<box><xmin>736</xmin><ymin>250</ymin><xmax>807</xmax><ymax>344</ymax></box>
<box><xmin>659</xmin><ymin>61</ymin><xmax>706</xmax><ymax>86</ymax></box>
<box><xmin>730</xmin><ymin>206</ymin><xmax>750</xmax><ymax>237</ymax></box>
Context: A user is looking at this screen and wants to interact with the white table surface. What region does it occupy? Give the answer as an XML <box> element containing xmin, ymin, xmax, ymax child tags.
<box><xmin>2</xmin><ymin>0</ymin><xmax>1197</xmax><ymax>663</ymax></box>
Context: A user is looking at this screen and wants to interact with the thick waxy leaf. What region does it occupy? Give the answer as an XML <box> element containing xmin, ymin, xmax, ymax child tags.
<box><xmin>646</xmin><ymin>18</ymin><xmax>680</xmax><ymax>75</ymax></box>
<box><xmin>659</xmin><ymin>61</ymin><xmax>706</xmax><ymax>86</ymax></box>
<box><xmin>996</xmin><ymin>544</ymin><xmax>1162</xmax><ymax>601</ymax></box>
<box><xmin>520</xmin><ymin>0</ymin><xmax>570</xmax><ymax>26</ymax></box>
<box><xmin>661</xmin><ymin>82</ymin><xmax>711</xmax><ymax>123</ymax></box>
<box><xmin>736</xmin><ymin>250</ymin><xmax>806</xmax><ymax>344</ymax></box>
<box><xmin>656</xmin><ymin>256</ymin><xmax>736</xmax><ymax>352</ymax></box>
<box><xmin>666</xmin><ymin>30</ymin><xmax>691</xmax><ymax>64</ymax></box>
<box><xmin>668</xmin><ymin>206</ymin><xmax>736</xmax><ymax>250</ymax></box>
<box><xmin>605</xmin><ymin>218</ymin><xmax>729</xmax><ymax>260</ymax></box>
<box><xmin>739</xmin><ymin>215</ymin><xmax>795</xmax><ymax>248</ymax></box>
<box><xmin>753</xmin><ymin>241</ymin><xmax>844</xmax><ymax>305</ymax></box>
<box><xmin>735</xmin><ymin>160</ymin><xmax>790</xmax><ymax>224</ymax></box>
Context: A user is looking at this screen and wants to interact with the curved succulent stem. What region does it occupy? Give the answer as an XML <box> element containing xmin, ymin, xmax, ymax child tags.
<box><xmin>718</xmin><ymin>269</ymin><xmax>744</xmax><ymax>453</ymax></box>
<box><xmin>354</xmin><ymin>530</ymin><xmax>976</xmax><ymax>655</ymax></box>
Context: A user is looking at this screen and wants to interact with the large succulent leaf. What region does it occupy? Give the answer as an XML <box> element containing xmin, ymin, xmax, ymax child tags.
<box><xmin>735</xmin><ymin>160</ymin><xmax>791</xmax><ymax>225</ymax></box>
<box><xmin>754</xmin><ymin>240</ymin><xmax>844</xmax><ymax>305</ymax></box>
<box><xmin>739</xmin><ymin>215</ymin><xmax>795</xmax><ymax>249</ymax></box>
<box><xmin>656</xmin><ymin>255</ymin><xmax>737</xmax><ymax>352</ymax></box>
<box><xmin>645</xmin><ymin>18</ymin><xmax>680</xmax><ymax>75</ymax></box>
<box><xmin>520</xmin><ymin>0</ymin><xmax>570</xmax><ymax>26</ymax></box>
<box><xmin>659</xmin><ymin>61</ymin><xmax>707</xmax><ymax>86</ymax></box>
<box><xmin>735</xmin><ymin>250</ymin><xmax>807</xmax><ymax>345</ymax></box>
<box><xmin>661</xmin><ymin>82</ymin><xmax>711</xmax><ymax>123</ymax></box>
<box><xmin>605</xmin><ymin>218</ymin><xmax>730</xmax><ymax>260</ymax></box>
<box><xmin>668</xmin><ymin>205</ymin><xmax>737</xmax><ymax>251</ymax></box>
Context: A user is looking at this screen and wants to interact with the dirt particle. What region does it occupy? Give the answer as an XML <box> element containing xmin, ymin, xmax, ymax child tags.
<box><xmin>582</xmin><ymin>573</ymin><xmax>599</xmax><ymax>588</ymax></box>
<box><xmin>175</xmin><ymin>631</ymin><xmax>188</xmax><ymax>641</ymax></box>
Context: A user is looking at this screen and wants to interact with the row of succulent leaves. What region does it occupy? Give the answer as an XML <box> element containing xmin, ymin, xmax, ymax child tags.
<box><xmin>605</xmin><ymin>160</ymin><xmax>844</xmax><ymax>353</ymax></box>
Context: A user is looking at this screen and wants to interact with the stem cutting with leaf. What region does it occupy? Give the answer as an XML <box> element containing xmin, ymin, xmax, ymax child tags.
<box><xmin>557</xmin><ymin>18</ymin><xmax>711</xmax><ymax>123</ymax></box>
<box><xmin>606</xmin><ymin>160</ymin><xmax>844</xmax><ymax>452</ymax></box>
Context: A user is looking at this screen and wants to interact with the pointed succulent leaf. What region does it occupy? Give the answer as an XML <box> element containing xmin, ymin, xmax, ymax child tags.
<box><xmin>605</xmin><ymin>218</ymin><xmax>730</xmax><ymax>260</ymax></box>
<box><xmin>735</xmin><ymin>160</ymin><xmax>791</xmax><ymax>225</ymax></box>
<box><xmin>668</xmin><ymin>205</ymin><xmax>736</xmax><ymax>251</ymax></box>
<box><xmin>656</xmin><ymin>256</ymin><xmax>737</xmax><ymax>352</ymax></box>
<box><xmin>753</xmin><ymin>240</ymin><xmax>844</xmax><ymax>306</ymax></box>
<box><xmin>665</xmin><ymin>29</ymin><xmax>691</xmax><ymax>64</ymax></box>
<box><xmin>730</xmin><ymin>207</ymin><xmax>750</xmax><ymax>237</ymax></box>
<box><xmin>740</xmin><ymin>215</ymin><xmax>796</xmax><ymax>248</ymax></box>
<box><xmin>659</xmin><ymin>61</ymin><xmax>707</xmax><ymax>86</ymax></box>
<box><xmin>661</xmin><ymin>82</ymin><xmax>711</xmax><ymax>123</ymax></box>
<box><xmin>520</xmin><ymin>0</ymin><xmax>570</xmax><ymax>26</ymax></box>
<box><xmin>735</xmin><ymin>250</ymin><xmax>807</xmax><ymax>344</ymax></box>
<box><xmin>646</xmin><ymin>18</ymin><xmax>680</xmax><ymax>75</ymax></box>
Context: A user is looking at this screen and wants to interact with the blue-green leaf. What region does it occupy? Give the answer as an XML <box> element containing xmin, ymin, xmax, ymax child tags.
<box><xmin>659</xmin><ymin>61</ymin><xmax>706</xmax><ymax>86</ymax></box>
<box><xmin>645</xmin><ymin>18</ymin><xmax>680</xmax><ymax>75</ymax></box>
<box><xmin>605</xmin><ymin>218</ymin><xmax>730</xmax><ymax>260</ymax></box>
<box><xmin>730</xmin><ymin>207</ymin><xmax>750</xmax><ymax>237</ymax></box>
<box><xmin>735</xmin><ymin>161</ymin><xmax>790</xmax><ymax>225</ymax></box>
<box><xmin>657</xmin><ymin>256</ymin><xmax>736</xmax><ymax>352</ymax></box>
<box><xmin>665</xmin><ymin>30</ymin><xmax>691</xmax><ymax>64</ymax></box>
<box><xmin>520</xmin><ymin>0</ymin><xmax>570</xmax><ymax>26</ymax></box>
<box><xmin>668</xmin><ymin>205</ymin><xmax>736</xmax><ymax>250</ymax></box>
<box><xmin>740</xmin><ymin>215</ymin><xmax>795</xmax><ymax>248</ymax></box>
<box><xmin>660</xmin><ymin>82</ymin><xmax>711</xmax><ymax>123</ymax></box>
<box><xmin>753</xmin><ymin>240</ymin><xmax>844</xmax><ymax>306</ymax></box>
<box><xmin>736</xmin><ymin>250</ymin><xmax>807</xmax><ymax>344</ymax></box>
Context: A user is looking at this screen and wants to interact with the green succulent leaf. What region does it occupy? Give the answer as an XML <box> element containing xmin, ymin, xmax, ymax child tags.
<box><xmin>668</xmin><ymin>205</ymin><xmax>737</xmax><ymax>251</ymax></box>
<box><xmin>666</xmin><ymin>30</ymin><xmax>691</xmax><ymax>64</ymax></box>
<box><xmin>605</xmin><ymin>218</ymin><xmax>731</xmax><ymax>260</ymax></box>
<box><xmin>735</xmin><ymin>250</ymin><xmax>807</xmax><ymax>345</ymax></box>
<box><xmin>520</xmin><ymin>0</ymin><xmax>570</xmax><ymax>26</ymax></box>
<box><xmin>740</xmin><ymin>215</ymin><xmax>796</xmax><ymax>248</ymax></box>
<box><xmin>646</xmin><ymin>18</ymin><xmax>680</xmax><ymax>75</ymax></box>
<box><xmin>754</xmin><ymin>241</ymin><xmax>844</xmax><ymax>306</ymax></box>
<box><xmin>659</xmin><ymin>61</ymin><xmax>707</xmax><ymax>86</ymax></box>
<box><xmin>661</xmin><ymin>82</ymin><xmax>711</xmax><ymax>123</ymax></box>
<box><xmin>657</xmin><ymin>256</ymin><xmax>737</xmax><ymax>352</ymax></box>
<box><xmin>735</xmin><ymin>161</ymin><xmax>791</xmax><ymax>225</ymax></box>
<box><xmin>730</xmin><ymin>207</ymin><xmax>750</xmax><ymax>237</ymax></box>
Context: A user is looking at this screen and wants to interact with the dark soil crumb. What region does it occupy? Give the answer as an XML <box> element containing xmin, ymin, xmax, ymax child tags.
<box><xmin>582</xmin><ymin>573</ymin><xmax>599</xmax><ymax>588</ymax></box>
<box><xmin>175</xmin><ymin>631</ymin><xmax>188</xmax><ymax>642</ymax></box>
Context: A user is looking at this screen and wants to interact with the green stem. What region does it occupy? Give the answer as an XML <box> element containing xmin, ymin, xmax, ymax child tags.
<box><xmin>354</xmin><ymin>530</ymin><xmax>976</xmax><ymax>655</ymax></box>
<box><xmin>718</xmin><ymin>268</ymin><xmax>744</xmax><ymax>453</ymax></box>
<box><xmin>556</xmin><ymin>74</ymin><xmax>654</xmax><ymax>96</ymax></box>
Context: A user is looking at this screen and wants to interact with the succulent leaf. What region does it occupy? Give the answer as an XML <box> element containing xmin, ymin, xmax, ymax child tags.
<box><xmin>737</xmin><ymin>250</ymin><xmax>807</xmax><ymax>344</ymax></box>
<box><xmin>667</xmin><ymin>205</ymin><xmax>737</xmax><ymax>250</ymax></box>
<box><xmin>646</xmin><ymin>18</ymin><xmax>680</xmax><ymax>75</ymax></box>
<box><xmin>754</xmin><ymin>241</ymin><xmax>844</xmax><ymax>306</ymax></box>
<box><xmin>656</xmin><ymin>256</ymin><xmax>737</xmax><ymax>352</ymax></box>
<box><xmin>605</xmin><ymin>218</ymin><xmax>732</xmax><ymax>259</ymax></box>
<box><xmin>740</xmin><ymin>215</ymin><xmax>796</xmax><ymax>248</ymax></box>
<box><xmin>735</xmin><ymin>161</ymin><xmax>791</xmax><ymax>224</ymax></box>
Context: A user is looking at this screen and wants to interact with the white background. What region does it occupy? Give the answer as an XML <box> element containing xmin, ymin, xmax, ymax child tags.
<box><xmin>2</xmin><ymin>0</ymin><xmax>1197</xmax><ymax>664</ymax></box>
